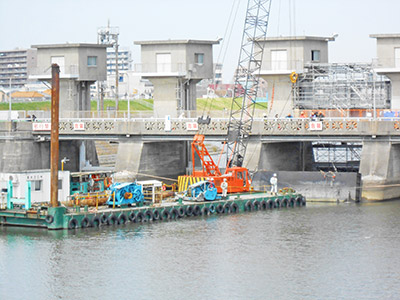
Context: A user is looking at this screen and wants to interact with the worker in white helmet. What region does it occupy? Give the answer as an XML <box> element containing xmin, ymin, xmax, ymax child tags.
<box><xmin>270</xmin><ymin>173</ymin><xmax>278</xmax><ymax>195</ymax></box>
<box><xmin>221</xmin><ymin>178</ymin><xmax>228</xmax><ymax>199</ymax></box>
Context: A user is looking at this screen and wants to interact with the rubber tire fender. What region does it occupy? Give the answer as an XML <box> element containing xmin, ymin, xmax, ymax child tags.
<box><xmin>216</xmin><ymin>203</ymin><xmax>224</xmax><ymax>214</ymax></box>
<box><xmin>144</xmin><ymin>210</ymin><xmax>153</xmax><ymax>222</ymax></box>
<box><xmin>201</xmin><ymin>206</ymin><xmax>210</xmax><ymax>216</ymax></box>
<box><xmin>260</xmin><ymin>200</ymin><xmax>267</xmax><ymax>210</ymax></box>
<box><xmin>108</xmin><ymin>213</ymin><xmax>118</xmax><ymax>225</ymax></box>
<box><xmin>170</xmin><ymin>208</ymin><xmax>179</xmax><ymax>219</ymax></box>
<box><xmin>185</xmin><ymin>206</ymin><xmax>193</xmax><ymax>217</ymax></box>
<box><xmin>161</xmin><ymin>209</ymin><xmax>171</xmax><ymax>220</ymax></box>
<box><xmin>45</xmin><ymin>214</ymin><xmax>54</xmax><ymax>224</ymax></box>
<box><xmin>245</xmin><ymin>200</ymin><xmax>254</xmax><ymax>212</ymax></box>
<box><xmin>81</xmin><ymin>217</ymin><xmax>91</xmax><ymax>228</ymax></box>
<box><xmin>295</xmin><ymin>197</ymin><xmax>302</xmax><ymax>206</ymax></box>
<box><xmin>281</xmin><ymin>198</ymin><xmax>288</xmax><ymax>208</ymax></box>
<box><xmin>289</xmin><ymin>198</ymin><xmax>295</xmax><ymax>207</ymax></box>
<box><xmin>118</xmin><ymin>213</ymin><xmax>127</xmax><ymax>224</ymax></box>
<box><xmin>223</xmin><ymin>203</ymin><xmax>231</xmax><ymax>213</ymax></box>
<box><xmin>101</xmin><ymin>213</ymin><xmax>109</xmax><ymax>224</ymax></box>
<box><xmin>267</xmin><ymin>199</ymin><xmax>274</xmax><ymax>209</ymax></box>
<box><xmin>209</xmin><ymin>204</ymin><xmax>216</xmax><ymax>214</ymax></box>
<box><xmin>274</xmin><ymin>198</ymin><xmax>281</xmax><ymax>208</ymax></box>
<box><xmin>153</xmin><ymin>209</ymin><xmax>161</xmax><ymax>221</ymax></box>
<box><xmin>231</xmin><ymin>202</ymin><xmax>239</xmax><ymax>213</ymax></box>
<box><xmin>193</xmin><ymin>205</ymin><xmax>201</xmax><ymax>216</ymax></box>
<box><xmin>129</xmin><ymin>211</ymin><xmax>136</xmax><ymax>222</ymax></box>
<box><xmin>177</xmin><ymin>207</ymin><xmax>185</xmax><ymax>218</ymax></box>
<box><xmin>253</xmin><ymin>200</ymin><xmax>260</xmax><ymax>210</ymax></box>
<box><xmin>136</xmin><ymin>211</ymin><xmax>145</xmax><ymax>223</ymax></box>
<box><xmin>91</xmin><ymin>216</ymin><xmax>101</xmax><ymax>227</ymax></box>
<box><xmin>68</xmin><ymin>218</ymin><xmax>79</xmax><ymax>229</ymax></box>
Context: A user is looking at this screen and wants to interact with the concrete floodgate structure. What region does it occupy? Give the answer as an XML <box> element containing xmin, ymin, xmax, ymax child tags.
<box><xmin>134</xmin><ymin>39</ymin><xmax>220</xmax><ymax>117</ymax></box>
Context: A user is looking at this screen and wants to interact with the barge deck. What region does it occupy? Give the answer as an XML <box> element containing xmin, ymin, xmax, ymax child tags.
<box><xmin>0</xmin><ymin>192</ymin><xmax>306</xmax><ymax>230</ymax></box>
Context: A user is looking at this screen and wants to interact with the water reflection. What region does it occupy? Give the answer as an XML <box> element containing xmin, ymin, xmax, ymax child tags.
<box><xmin>1</xmin><ymin>202</ymin><xmax>400</xmax><ymax>300</ymax></box>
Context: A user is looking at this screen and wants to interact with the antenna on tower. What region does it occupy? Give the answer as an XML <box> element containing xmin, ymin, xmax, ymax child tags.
<box><xmin>97</xmin><ymin>20</ymin><xmax>120</xmax><ymax>111</ymax></box>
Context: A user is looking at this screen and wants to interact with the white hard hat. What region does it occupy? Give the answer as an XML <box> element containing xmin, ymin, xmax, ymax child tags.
<box><xmin>223</xmin><ymin>178</ymin><xmax>227</xmax><ymax>181</ymax></box>
<box><xmin>273</xmin><ymin>173</ymin><xmax>277</xmax><ymax>176</ymax></box>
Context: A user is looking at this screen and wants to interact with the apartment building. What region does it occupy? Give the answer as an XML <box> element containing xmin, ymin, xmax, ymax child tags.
<box><xmin>106</xmin><ymin>48</ymin><xmax>132</xmax><ymax>75</ymax></box>
<box><xmin>0</xmin><ymin>48</ymin><xmax>37</xmax><ymax>88</ymax></box>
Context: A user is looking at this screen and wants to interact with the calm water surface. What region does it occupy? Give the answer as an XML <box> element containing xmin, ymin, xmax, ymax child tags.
<box><xmin>1</xmin><ymin>201</ymin><xmax>400</xmax><ymax>300</ymax></box>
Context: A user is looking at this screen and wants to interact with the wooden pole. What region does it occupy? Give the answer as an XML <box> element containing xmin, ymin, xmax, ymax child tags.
<box><xmin>50</xmin><ymin>64</ymin><xmax>60</xmax><ymax>207</ymax></box>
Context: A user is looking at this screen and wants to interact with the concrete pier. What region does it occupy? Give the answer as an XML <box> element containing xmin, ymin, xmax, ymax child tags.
<box><xmin>359</xmin><ymin>140</ymin><xmax>400</xmax><ymax>201</ymax></box>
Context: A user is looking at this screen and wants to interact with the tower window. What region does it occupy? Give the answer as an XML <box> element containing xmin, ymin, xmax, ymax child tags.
<box><xmin>311</xmin><ymin>50</ymin><xmax>320</xmax><ymax>62</ymax></box>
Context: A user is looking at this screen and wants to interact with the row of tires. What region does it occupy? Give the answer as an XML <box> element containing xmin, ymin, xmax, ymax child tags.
<box><xmin>66</xmin><ymin>196</ymin><xmax>306</xmax><ymax>229</ymax></box>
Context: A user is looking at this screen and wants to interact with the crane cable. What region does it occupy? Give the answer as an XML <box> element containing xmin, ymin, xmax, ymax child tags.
<box><xmin>202</xmin><ymin>0</ymin><xmax>241</xmax><ymax>119</ymax></box>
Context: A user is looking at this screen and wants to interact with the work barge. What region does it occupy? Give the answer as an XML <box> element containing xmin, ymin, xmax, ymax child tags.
<box><xmin>0</xmin><ymin>192</ymin><xmax>306</xmax><ymax>230</ymax></box>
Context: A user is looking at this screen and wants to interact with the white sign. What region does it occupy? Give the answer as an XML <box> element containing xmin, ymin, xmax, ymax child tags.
<box><xmin>164</xmin><ymin>115</ymin><xmax>171</xmax><ymax>131</ymax></box>
<box><xmin>32</xmin><ymin>123</ymin><xmax>51</xmax><ymax>131</ymax></box>
<box><xmin>73</xmin><ymin>122</ymin><xmax>85</xmax><ymax>131</ymax></box>
<box><xmin>309</xmin><ymin>121</ymin><xmax>323</xmax><ymax>131</ymax></box>
<box><xmin>186</xmin><ymin>122</ymin><xmax>199</xmax><ymax>131</ymax></box>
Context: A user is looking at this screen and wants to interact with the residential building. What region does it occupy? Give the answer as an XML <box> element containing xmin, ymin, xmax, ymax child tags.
<box><xmin>106</xmin><ymin>48</ymin><xmax>132</xmax><ymax>75</ymax></box>
<box><xmin>0</xmin><ymin>48</ymin><xmax>37</xmax><ymax>88</ymax></box>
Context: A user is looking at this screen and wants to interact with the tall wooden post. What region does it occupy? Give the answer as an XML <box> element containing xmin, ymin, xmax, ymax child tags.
<box><xmin>50</xmin><ymin>64</ymin><xmax>60</xmax><ymax>207</ymax></box>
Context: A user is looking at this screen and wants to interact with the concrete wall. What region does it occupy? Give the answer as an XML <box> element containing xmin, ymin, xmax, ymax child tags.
<box><xmin>59</xmin><ymin>80</ymin><xmax>93</xmax><ymax>114</ymax></box>
<box><xmin>256</xmin><ymin>142</ymin><xmax>314</xmax><ymax>172</ymax></box>
<box><xmin>374</xmin><ymin>36</ymin><xmax>400</xmax><ymax>68</ymax></box>
<box><xmin>259</xmin><ymin>74</ymin><xmax>293</xmax><ymax>117</ymax></box>
<box><xmin>185</xmin><ymin>43</ymin><xmax>214</xmax><ymax>80</ymax></box>
<box><xmin>0</xmin><ymin>139</ymin><xmax>98</xmax><ymax>173</ymax></box>
<box><xmin>115</xmin><ymin>141</ymin><xmax>187</xmax><ymax>180</ymax></box>
<box><xmin>149</xmin><ymin>77</ymin><xmax>180</xmax><ymax>117</ymax></box>
<box><xmin>252</xmin><ymin>171</ymin><xmax>360</xmax><ymax>202</ymax></box>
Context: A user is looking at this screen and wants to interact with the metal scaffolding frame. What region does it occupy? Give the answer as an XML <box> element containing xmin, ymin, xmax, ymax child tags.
<box><xmin>294</xmin><ymin>63</ymin><xmax>391</xmax><ymax>110</ymax></box>
<box><xmin>313</xmin><ymin>142</ymin><xmax>362</xmax><ymax>172</ymax></box>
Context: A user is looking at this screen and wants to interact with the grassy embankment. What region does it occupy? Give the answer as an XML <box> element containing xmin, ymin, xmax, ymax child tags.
<box><xmin>0</xmin><ymin>98</ymin><xmax>267</xmax><ymax>111</ymax></box>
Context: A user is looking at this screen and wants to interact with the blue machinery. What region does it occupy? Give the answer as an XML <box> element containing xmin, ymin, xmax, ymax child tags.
<box><xmin>106</xmin><ymin>182</ymin><xmax>144</xmax><ymax>206</ymax></box>
<box><xmin>6</xmin><ymin>180</ymin><xmax>32</xmax><ymax>210</ymax></box>
<box><xmin>185</xmin><ymin>181</ymin><xmax>219</xmax><ymax>201</ymax></box>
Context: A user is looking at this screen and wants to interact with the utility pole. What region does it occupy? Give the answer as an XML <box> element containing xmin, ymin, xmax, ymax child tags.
<box><xmin>115</xmin><ymin>40</ymin><xmax>119</xmax><ymax>111</ymax></box>
<box><xmin>97</xmin><ymin>20</ymin><xmax>120</xmax><ymax>112</ymax></box>
<box><xmin>8</xmin><ymin>77</ymin><xmax>12</xmax><ymax>121</ymax></box>
<box><xmin>50</xmin><ymin>64</ymin><xmax>60</xmax><ymax>208</ymax></box>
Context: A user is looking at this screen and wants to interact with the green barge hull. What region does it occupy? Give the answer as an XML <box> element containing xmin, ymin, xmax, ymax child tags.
<box><xmin>0</xmin><ymin>192</ymin><xmax>306</xmax><ymax>230</ymax></box>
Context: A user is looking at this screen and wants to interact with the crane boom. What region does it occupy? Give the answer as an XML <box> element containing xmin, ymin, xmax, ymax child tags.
<box><xmin>227</xmin><ymin>0</ymin><xmax>272</xmax><ymax>167</ymax></box>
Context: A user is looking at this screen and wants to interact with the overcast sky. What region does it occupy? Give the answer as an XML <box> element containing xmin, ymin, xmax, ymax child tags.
<box><xmin>1</xmin><ymin>0</ymin><xmax>399</xmax><ymax>82</ymax></box>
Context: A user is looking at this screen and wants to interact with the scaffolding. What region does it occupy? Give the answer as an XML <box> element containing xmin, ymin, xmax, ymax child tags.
<box><xmin>294</xmin><ymin>63</ymin><xmax>391</xmax><ymax>110</ymax></box>
<box><xmin>313</xmin><ymin>142</ymin><xmax>362</xmax><ymax>172</ymax></box>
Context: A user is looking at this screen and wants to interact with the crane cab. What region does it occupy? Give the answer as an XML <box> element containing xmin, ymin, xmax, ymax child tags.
<box><xmin>214</xmin><ymin>167</ymin><xmax>251</xmax><ymax>193</ymax></box>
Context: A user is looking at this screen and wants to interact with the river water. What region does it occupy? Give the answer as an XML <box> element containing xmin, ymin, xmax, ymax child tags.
<box><xmin>1</xmin><ymin>201</ymin><xmax>400</xmax><ymax>300</ymax></box>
